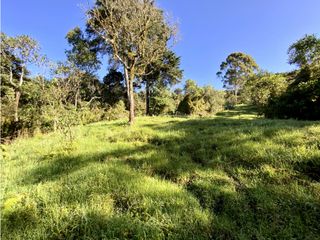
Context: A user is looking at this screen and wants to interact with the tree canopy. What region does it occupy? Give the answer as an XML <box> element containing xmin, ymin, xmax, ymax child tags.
<box><xmin>217</xmin><ymin>52</ymin><xmax>259</xmax><ymax>104</ymax></box>
<box><xmin>86</xmin><ymin>0</ymin><xmax>176</xmax><ymax>124</ymax></box>
<box><xmin>288</xmin><ymin>34</ymin><xmax>320</xmax><ymax>67</ymax></box>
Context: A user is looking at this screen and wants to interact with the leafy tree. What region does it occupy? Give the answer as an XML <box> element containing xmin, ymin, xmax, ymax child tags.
<box><xmin>265</xmin><ymin>66</ymin><xmax>320</xmax><ymax>120</ymax></box>
<box><xmin>217</xmin><ymin>52</ymin><xmax>259</xmax><ymax>104</ymax></box>
<box><xmin>288</xmin><ymin>34</ymin><xmax>320</xmax><ymax>67</ymax></box>
<box><xmin>66</xmin><ymin>27</ymin><xmax>103</xmax><ymax>106</ymax></box>
<box><xmin>102</xmin><ymin>69</ymin><xmax>126</xmax><ymax>106</ymax></box>
<box><xmin>244</xmin><ymin>72</ymin><xmax>288</xmax><ymax>113</ymax></box>
<box><xmin>265</xmin><ymin>34</ymin><xmax>320</xmax><ymax>120</ymax></box>
<box><xmin>105</xmin><ymin>100</ymin><xmax>128</xmax><ymax>120</ymax></box>
<box><xmin>178</xmin><ymin>80</ymin><xmax>204</xmax><ymax>115</ymax></box>
<box><xmin>174</xmin><ymin>88</ymin><xmax>183</xmax><ymax>96</ymax></box>
<box><xmin>53</xmin><ymin>61</ymin><xmax>85</xmax><ymax>108</ymax></box>
<box><xmin>143</xmin><ymin>50</ymin><xmax>183</xmax><ymax>115</ymax></box>
<box><xmin>0</xmin><ymin>33</ymin><xmax>42</xmax><ymax>122</ymax></box>
<box><xmin>134</xmin><ymin>91</ymin><xmax>147</xmax><ymax>116</ymax></box>
<box><xmin>202</xmin><ymin>86</ymin><xmax>225</xmax><ymax>114</ymax></box>
<box><xmin>66</xmin><ymin>27</ymin><xmax>102</xmax><ymax>73</ymax></box>
<box><xmin>86</xmin><ymin>0</ymin><xmax>176</xmax><ymax>124</ymax></box>
<box><xmin>184</xmin><ymin>79</ymin><xmax>200</xmax><ymax>95</ymax></box>
<box><xmin>148</xmin><ymin>84</ymin><xmax>176</xmax><ymax>115</ymax></box>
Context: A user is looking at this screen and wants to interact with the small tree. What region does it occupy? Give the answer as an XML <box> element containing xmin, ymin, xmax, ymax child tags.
<box><xmin>86</xmin><ymin>0</ymin><xmax>176</xmax><ymax>124</ymax></box>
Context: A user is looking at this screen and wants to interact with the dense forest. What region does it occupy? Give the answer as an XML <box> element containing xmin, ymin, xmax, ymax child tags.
<box><xmin>1</xmin><ymin>0</ymin><xmax>320</xmax><ymax>239</ymax></box>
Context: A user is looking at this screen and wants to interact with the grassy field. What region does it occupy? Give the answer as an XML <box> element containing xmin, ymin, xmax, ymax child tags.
<box><xmin>1</xmin><ymin>106</ymin><xmax>320</xmax><ymax>240</ymax></box>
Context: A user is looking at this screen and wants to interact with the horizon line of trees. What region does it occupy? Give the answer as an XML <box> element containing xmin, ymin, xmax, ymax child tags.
<box><xmin>0</xmin><ymin>0</ymin><xmax>225</xmax><ymax>141</ymax></box>
<box><xmin>1</xmin><ymin>0</ymin><xmax>319</xmax><ymax>141</ymax></box>
<box><xmin>217</xmin><ymin>34</ymin><xmax>320</xmax><ymax>120</ymax></box>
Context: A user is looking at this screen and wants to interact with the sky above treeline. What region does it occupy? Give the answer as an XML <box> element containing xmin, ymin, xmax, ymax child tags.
<box><xmin>2</xmin><ymin>0</ymin><xmax>320</xmax><ymax>89</ymax></box>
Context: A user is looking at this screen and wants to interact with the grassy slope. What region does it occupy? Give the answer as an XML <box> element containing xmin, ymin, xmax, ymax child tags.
<box><xmin>1</xmin><ymin>106</ymin><xmax>320</xmax><ymax>240</ymax></box>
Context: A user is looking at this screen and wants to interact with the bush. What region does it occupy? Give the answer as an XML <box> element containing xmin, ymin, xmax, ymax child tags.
<box><xmin>80</xmin><ymin>106</ymin><xmax>105</xmax><ymax>125</ymax></box>
<box><xmin>105</xmin><ymin>100</ymin><xmax>128</xmax><ymax>120</ymax></box>
<box><xmin>177</xmin><ymin>84</ymin><xmax>225</xmax><ymax>116</ymax></box>
<box><xmin>243</xmin><ymin>72</ymin><xmax>289</xmax><ymax>114</ymax></box>
<box><xmin>264</xmin><ymin>65</ymin><xmax>320</xmax><ymax>120</ymax></box>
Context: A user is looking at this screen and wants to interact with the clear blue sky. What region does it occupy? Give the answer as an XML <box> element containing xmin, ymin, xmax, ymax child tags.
<box><xmin>2</xmin><ymin>0</ymin><xmax>320</xmax><ymax>89</ymax></box>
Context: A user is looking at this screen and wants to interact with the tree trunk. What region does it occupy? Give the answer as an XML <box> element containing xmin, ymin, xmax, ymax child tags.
<box><xmin>53</xmin><ymin>119</ymin><xmax>58</xmax><ymax>132</ymax></box>
<box><xmin>14</xmin><ymin>90</ymin><xmax>21</xmax><ymax>122</ymax></box>
<box><xmin>124</xmin><ymin>67</ymin><xmax>135</xmax><ymax>125</ymax></box>
<box><xmin>124</xmin><ymin>68</ymin><xmax>130</xmax><ymax>104</ymax></box>
<box><xmin>129</xmin><ymin>77</ymin><xmax>135</xmax><ymax>125</ymax></box>
<box><xmin>14</xmin><ymin>67</ymin><xmax>24</xmax><ymax>122</ymax></box>
<box><xmin>9</xmin><ymin>66</ymin><xmax>13</xmax><ymax>85</ymax></box>
<box><xmin>234</xmin><ymin>86</ymin><xmax>238</xmax><ymax>105</ymax></box>
<box><xmin>75</xmin><ymin>89</ymin><xmax>79</xmax><ymax>108</ymax></box>
<box><xmin>146</xmin><ymin>81</ymin><xmax>150</xmax><ymax>116</ymax></box>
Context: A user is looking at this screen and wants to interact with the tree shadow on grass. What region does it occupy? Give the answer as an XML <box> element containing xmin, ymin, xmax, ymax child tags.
<box><xmin>4</xmin><ymin>154</ymin><xmax>212</xmax><ymax>240</ymax></box>
<box><xmin>129</xmin><ymin>116</ymin><xmax>320</xmax><ymax>239</ymax></box>
<box><xmin>20</xmin><ymin>145</ymin><xmax>155</xmax><ymax>186</ymax></box>
<box><xmin>6</xmin><ymin>113</ymin><xmax>320</xmax><ymax>239</ymax></box>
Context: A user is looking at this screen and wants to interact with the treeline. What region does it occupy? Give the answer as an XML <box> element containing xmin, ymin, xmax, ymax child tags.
<box><xmin>1</xmin><ymin>0</ymin><xmax>319</xmax><ymax>140</ymax></box>
<box><xmin>0</xmin><ymin>33</ymin><xmax>224</xmax><ymax>139</ymax></box>
<box><xmin>0</xmin><ymin>0</ymin><xmax>225</xmax><ymax>141</ymax></box>
<box><xmin>218</xmin><ymin>34</ymin><xmax>320</xmax><ymax>120</ymax></box>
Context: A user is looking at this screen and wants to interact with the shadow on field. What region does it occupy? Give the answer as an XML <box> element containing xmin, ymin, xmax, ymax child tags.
<box><xmin>9</xmin><ymin>109</ymin><xmax>320</xmax><ymax>239</ymax></box>
<box><xmin>21</xmin><ymin>145</ymin><xmax>152</xmax><ymax>185</ymax></box>
<box><xmin>123</xmin><ymin>115</ymin><xmax>320</xmax><ymax>239</ymax></box>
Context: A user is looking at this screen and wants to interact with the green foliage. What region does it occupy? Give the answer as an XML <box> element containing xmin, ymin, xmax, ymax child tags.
<box><xmin>265</xmin><ymin>65</ymin><xmax>320</xmax><ymax>120</ymax></box>
<box><xmin>244</xmin><ymin>72</ymin><xmax>289</xmax><ymax>113</ymax></box>
<box><xmin>177</xmin><ymin>94</ymin><xmax>206</xmax><ymax>115</ymax></box>
<box><xmin>144</xmin><ymin>50</ymin><xmax>183</xmax><ymax>87</ymax></box>
<box><xmin>177</xmin><ymin>80</ymin><xmax>225</xmax><ymax>115</ymax></box>
<box><xmin>202</xmin><ymin>86</ymin><xmax>225</xmax><ymax>114</ymax></box>
<box><xmin>143</xmin><ymin>50</ymin><xmax>183</xmax><ymax>115</ymax></box>
<box><xmin>102</xmin><ymin>69</ymin><xmax>127</xmax><ymax>106</ymax></box>
<box><xmin>66</xmin><ymin>27</ymin><xmax>101</xmax><ymax>72</ymax></box>
<box><xmin>87</xmin><ymin>0</ymin><xmax>177</xmax><ymax>124</ymax></box>
<box><xmin>2</xmin><ymin>106</ymin><xmax>320</xmax><ymax>239</ymax></box>
<box><xmin>105</xmin><ymin>100</ymin><xmax>128</xmax><ymax>121</ymax></box>
<box><xmin>288</xmin><ymin>34</ymin><xmax>320</xmax><ymax>67</ymax></box>
<box><xmin>262</xmin><ymin>34</ymin><xmax>320</xmax><ymax>120</ymax></box>
<box><xmin>217</xmin><ymin>52</ymin><xmax>259</xmax><ymax>103</ymax></box>
<box><xmin>134</xmin><ymin>92</ymin><xmax>147</xmax><ymax>117</ymax></box>
<box><xmin>241</xmin><ymin>35</ymin><xmax>320</xmax><ymax>120</ymax></box>
<box><xmin>223</xmin><ymin>91</ymin><xmax>238</xmax><ymax>109</ymax></box>
<box><xmin>149</xmin><ymin>85</ymin><xmax>177</xmax><ymax>115</ymax></box>
<box><xmin>79</xmin><ymin>106</ymin><xmax>105</xmax><ymax>125</ymax></box>
<box><xmin>177</xmin><ymin>80</ymin><xmax>205</xmax><ymax>115</ymax></box>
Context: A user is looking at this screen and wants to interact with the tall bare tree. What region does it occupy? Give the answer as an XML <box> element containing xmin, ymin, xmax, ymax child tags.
<box><xmin>86</xmin><ymin>0</ymin><xmax>176</xmax><ymax>124</ymax></box>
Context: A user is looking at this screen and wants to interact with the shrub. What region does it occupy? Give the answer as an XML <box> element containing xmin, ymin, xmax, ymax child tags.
<box><xmin>264</xmin><ymin>65</ymin><xmax>320</xmax><ymax>120</ymax></box>
<box><xmin>105</xmin><ymin>100</ymin><xmax>128</xmax><ymax>120</ymax></box>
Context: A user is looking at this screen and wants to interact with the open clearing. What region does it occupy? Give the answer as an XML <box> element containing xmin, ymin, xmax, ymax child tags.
<box><xmin>1</xmin><ymin>106</ymin><xmax>320</xmax><ymax>239</ymax></box>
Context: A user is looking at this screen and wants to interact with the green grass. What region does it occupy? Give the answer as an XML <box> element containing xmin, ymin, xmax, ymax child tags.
<box><xmin>1</xmin><ymin>105</ymin><xmax>320</xmax><ymax>239</ymax></box>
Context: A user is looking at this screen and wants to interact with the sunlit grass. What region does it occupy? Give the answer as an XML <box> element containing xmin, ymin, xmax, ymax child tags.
<box><xmin>1</xmin><ymin>106</ymin><xmax>320</xmax><ymax>239</ymax></box>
